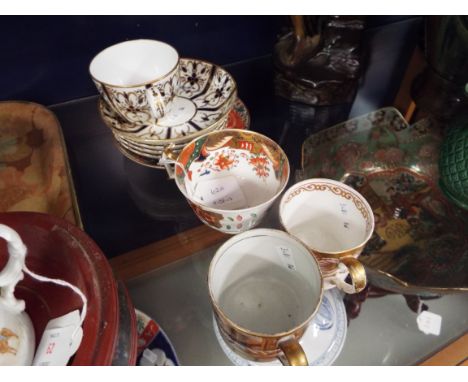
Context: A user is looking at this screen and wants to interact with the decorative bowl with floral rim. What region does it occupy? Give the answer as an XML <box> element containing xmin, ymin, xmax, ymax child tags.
<box><xmin>301</xmin><ymin>108</ymin><xmax>468</xmax><ymax>295</ymax></box>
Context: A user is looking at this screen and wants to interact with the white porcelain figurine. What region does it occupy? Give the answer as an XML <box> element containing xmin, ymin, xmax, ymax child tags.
<box><xmin>0</xmin><ymin>224</ymin><xmax>35</xmax><ymax>366</ymax></box>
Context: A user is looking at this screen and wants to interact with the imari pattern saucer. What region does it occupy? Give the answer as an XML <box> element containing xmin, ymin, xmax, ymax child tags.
<box><xmin>135</xmin><ymin>309</ymin><xmax>180</xmax><ymax>366</ymax></box>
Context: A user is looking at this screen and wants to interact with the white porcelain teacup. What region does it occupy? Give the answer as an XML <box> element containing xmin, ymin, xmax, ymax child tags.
<box><xmin>162</xmin><ymin>130</ymin><xmax>290</xmax><ymax>234</ymax></box>
<box><xmin>280</xmin><ymin>178</ymin><xmax>375</xmax><ymax>294</ymax></box>
<box><xmin>208</xmin><ymin>228</ymin><xmax>323</xmax><ymax>365</ymax></box>
<box><xmin>90</xmin><ymin>39</ymin><xmax>179</xmax><ymax>124</ymax></box>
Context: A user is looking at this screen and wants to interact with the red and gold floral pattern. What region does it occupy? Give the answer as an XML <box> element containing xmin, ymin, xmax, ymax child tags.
<box><xmin>214</xmin><ymin>154</ymin><xmax>234</xmax><ymax>170</ymax></box>
<box><xmin>213</xmin><ymin>306</ymin><xmax>309</xmax><ymax>362</ymax></box>
<box><xmin>335</xmin><ymin>142</ymin><xmax>364</xmax><ymax>169</ymax></box>
<box><xmin>374</xmin><ymin>147</ymin><xmax>405</xmax><ymax>164</ymax></box>
<box><xmin>249</xmin><ymin>155</ymin><xmax>270</xmax><ymax>179</ymax></box>
<box><xmin>188</xmin><ymin>201</ymin><xmax>224</xmax><ymax>229</ymax></box>
<box><xmin>211</xmin><ymin>151</ymin><xmax>237</xmax><ymax>171</ymax></box>
<box><xmin>175</xmin><ymin>130</ymin><xmax>289</xmax><ymax>234</ymax></box>
<box><xmin>179</xmin><ymin>131</ymin><xmax>285</xmax><ymax>174</ymax></box>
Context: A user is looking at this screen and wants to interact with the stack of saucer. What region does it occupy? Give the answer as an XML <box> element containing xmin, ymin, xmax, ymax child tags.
<box><xmin>102</xmin><ymin>97</ymin><xmax>249</xmax><ymax>169</ymax></box>
<box><xmin>90</xmin><ymin>40</ymin><xmax>249</xmax><ymax>169</ymax></box>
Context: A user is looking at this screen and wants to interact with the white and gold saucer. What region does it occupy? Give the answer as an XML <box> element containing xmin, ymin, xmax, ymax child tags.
<box><xmin>109</xmin><ymin>98</ymin><xmax>250</xmax><ymax>169</ymax></box>
<box><xmin>98</xmin><ymin>58</ymin><xmax>252</xmax><ymax>168</ymax></box>
<box><xmin>99</xmin><ymin>58</ymin><xmax>237</xmax><ymax>143</ymax></box>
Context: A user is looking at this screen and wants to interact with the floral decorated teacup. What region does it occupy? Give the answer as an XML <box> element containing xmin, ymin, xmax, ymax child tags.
<box><xmin>90</xmin><ymin>39</ymin><xmax>179</xmax><ymax>124</ymax></box>
<box><xmin>162</xmin><ymin>130</ymin><xmax>290</xmax><ymax>234</ymax></box>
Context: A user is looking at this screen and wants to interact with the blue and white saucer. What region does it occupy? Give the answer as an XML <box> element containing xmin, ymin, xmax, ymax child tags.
<box><xmin>213</xmin><ymin>289</ymin><xmax>347</xmax><ymax>366</ymax></box>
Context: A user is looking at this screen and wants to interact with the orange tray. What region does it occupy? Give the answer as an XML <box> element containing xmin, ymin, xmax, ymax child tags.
<box><xmin>0</xmin><ymin>101</ymin><xmax>82</xmax><ymax>227</ymax></box>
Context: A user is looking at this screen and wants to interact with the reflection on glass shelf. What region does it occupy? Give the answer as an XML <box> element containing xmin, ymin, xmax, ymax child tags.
<box><xmin>127</xmin><ymin>244</ymin><xmax>468</xmax><ymax>366</ymax></box>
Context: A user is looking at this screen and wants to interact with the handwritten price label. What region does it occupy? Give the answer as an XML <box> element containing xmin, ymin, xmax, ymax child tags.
<box><xmin>32</xmin><ymin>310</ymin><xmax>83</xmax><ymax>366</ymax></box>
<box><xmin>213</xmin><ymin>196</ymin><xmax>234</xmax><ymax>206</ymax></box>
<box><xmin>276</xmin><ymin>246</ymin><xmax>297</xmax><ymax>271</ymax></box>
<box><xmin>417</xmin><ymin>311</ymin><xmax>442</xmax><ymax>336</ymax></box>
<box><xmin>193</xmin><ymin>175</ymin><xmax>247</xmax><ymax>209</ymax></box>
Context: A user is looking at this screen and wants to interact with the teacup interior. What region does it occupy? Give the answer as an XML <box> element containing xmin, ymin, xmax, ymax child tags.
<box><xmin>90</xmin><ymin>40</ymin><xmax>178</xmax><ymax>86</ymax></box>
<box><xmin>281</xmin><ymin>182</ymin><xmax>373</xmax><ymax>253</ymax></box>
<box><xmin>210</xmin><ymin>230</ymin><xmax>322</xmax><ymax>335</ymax></box>
<box><xmin>178</xmin><ymin>144</ymin><xmax>288</xmax><ymax>211</ymax></box>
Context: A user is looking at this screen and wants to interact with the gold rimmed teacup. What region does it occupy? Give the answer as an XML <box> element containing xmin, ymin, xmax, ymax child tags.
<box><xmin>279</xmin><ymin>178</ymin><xmax>375</xmax><ymax>294</ymax></box>
<box><xmin>90</xmin><ymin>39</ymin><xmax>180</xmax><ymax>124</ymax></box>
<box><xmin>161</xmin><ymin>129</ymin><xmax>290</xmax><ymax>234</ymax></box>
<box><xmin>208</xmin><ymin>229</ymin><xmax>324</xmax><ymax>366</ymax></box>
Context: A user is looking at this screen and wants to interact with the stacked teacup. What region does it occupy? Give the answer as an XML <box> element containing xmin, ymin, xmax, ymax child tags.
<box><xmin>90</xmin><ymin>40</ymin><xmax>239</xmax><ymax>168</ymax></box>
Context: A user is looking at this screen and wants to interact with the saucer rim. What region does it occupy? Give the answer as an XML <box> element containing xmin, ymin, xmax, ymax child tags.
<box><xmin>112</xmin><ymin>98</ymin><xmax>249</xmax><ymax>169</ymax></box>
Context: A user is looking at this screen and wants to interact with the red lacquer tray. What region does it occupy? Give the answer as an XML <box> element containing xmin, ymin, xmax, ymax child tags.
<box><xmin>0</xmin><ymin>212</ymin><xmax>119</xmax><ymax>365</ymax></box>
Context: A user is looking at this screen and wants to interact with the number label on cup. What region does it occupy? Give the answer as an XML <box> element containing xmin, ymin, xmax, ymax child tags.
<box><xmin>276</xmin><ymin>246</ymin><xmax>297</xmax><ymax>271</ymax></box>
<box><xmin>193</xmin><ymin>176</ymin><xmax>248</xmax><ymax>209</ymax></box>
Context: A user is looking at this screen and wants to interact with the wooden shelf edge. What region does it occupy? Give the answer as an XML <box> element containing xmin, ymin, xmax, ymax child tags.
<box><xmin>419</xmin><ymin>333</ymin><xmax>468</xmax><ymax>366</ymax></box>
<box><xmin>110</xmin><ymin>224</ymin><xmax>228</xmax><ymax>282</ymax></box>
<box><xmin>392</xmin><ymin>46</ymin><xmax>426</xmax><ymax>122</ymax></box>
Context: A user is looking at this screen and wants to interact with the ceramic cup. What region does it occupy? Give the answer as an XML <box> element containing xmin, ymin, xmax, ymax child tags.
<box><xmin>279</xmin><ymin>179</ymin><xmax>375</xmax><ymax>294</ymax></box>
<box><xmin>90</xmin><ymin>39</ymin><xmax>179</xmax><ymax>124</ymax></box>
<box><xmin>161</xmin><ymin>130</ymin><xmax>290</xmax><ymax>234</ymax></box>
<box><xmin>208</xmin><ymin>229</ymin><xmax>323</xmax><ymax>366</ymax></box>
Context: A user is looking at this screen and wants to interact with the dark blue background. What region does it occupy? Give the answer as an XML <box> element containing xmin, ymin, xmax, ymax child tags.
<box><xmin>1</xmin><ymin>16</ymin><xmax>287</xmax><ymax>104</ymax></box>
<box><xmin>0</xmin><ymin>16</ymin><xmax>417</xmax><ymax>106</ymax></box>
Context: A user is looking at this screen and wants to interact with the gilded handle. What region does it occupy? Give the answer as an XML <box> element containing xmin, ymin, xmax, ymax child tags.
<box><xmin>163</xmin><ymin>145</ymin><xmax>178</xmax><ymax>161</ymax></box>
<box><xmin>160</xmin><ymin>145</ymin><xmax>177</xmax><ymax>179</ymax></box>
<box><xmin>145</xmin><ymin>87</ymin><xmax>165</xmax><ymax>120</ymax></box>
<box><xmin>334</xmin><ymin>257</ymin><xmax>367</xmax><ymax>294</ymax></box>
<box><xmin>278</xmin><ymin>337</ymin><xmax>308</xmax><ymax>366</ymax></box>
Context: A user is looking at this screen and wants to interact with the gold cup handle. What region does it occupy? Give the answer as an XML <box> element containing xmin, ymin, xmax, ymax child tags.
<box><xmin>278</xmin><ymin>337</ymin><xmax>308</xmax><ymax>366</ymax></box>
<box><xmin>145</xmin><ymin>87</ymin><xmax>166</xmax><ymax>121</ymax></box>
<box><xmin>332</xmin><ymin>256</ymin><xmax>367</xmax><ymax>294</ymax></box>
<box><xmin>159</xmin><ymin>145</ymin><xmax>178</xmax><ymax>179</ymax></box>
